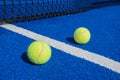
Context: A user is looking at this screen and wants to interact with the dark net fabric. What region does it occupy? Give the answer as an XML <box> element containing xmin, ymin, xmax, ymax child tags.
<box><xmin>0</xmin><ymin>0</ymin><xmax>120</xmax><ymax>24</ymax></box>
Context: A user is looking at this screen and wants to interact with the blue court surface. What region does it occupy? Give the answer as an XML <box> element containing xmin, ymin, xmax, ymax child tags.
<box><xmin>0</xmin><ymin>1</ymin><xmax>120</xmax><ymax>80</ymax></box>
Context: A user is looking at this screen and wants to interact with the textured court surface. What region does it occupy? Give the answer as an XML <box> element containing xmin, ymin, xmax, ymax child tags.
<box><xmin>0</xmin><ymin>4</ymin><xmax>120</xmax><ymax>80</ymax></box>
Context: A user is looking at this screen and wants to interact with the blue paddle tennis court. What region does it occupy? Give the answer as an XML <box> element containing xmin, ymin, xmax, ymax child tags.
<box><xmin>0</xmin><ymin>0</ymin><xmax>120</xmax><ymax>80</ymax></box>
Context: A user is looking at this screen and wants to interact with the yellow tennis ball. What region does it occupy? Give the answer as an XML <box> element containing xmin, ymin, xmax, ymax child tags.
<box><xmin>27</xmin><ymin>40</ymin><xmax>52</xmax><ymax>65</ymax></box>
<box><xmin>74</xmin><ymin>27</ymin><xmax>91</xmax><ymax>44</ymax></box>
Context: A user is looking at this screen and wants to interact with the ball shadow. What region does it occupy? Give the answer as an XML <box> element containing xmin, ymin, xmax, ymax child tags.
<box><xmin>21</xmin><ymin>52</ymin><xmax>35</xmax><ymax>65</ymax></box>
<box><xmin>66</xmin><ymin>37</ymin><xmax>76</xmax><ymax>44</ymax></box>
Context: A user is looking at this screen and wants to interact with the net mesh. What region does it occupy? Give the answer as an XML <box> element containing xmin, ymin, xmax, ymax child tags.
<box><xmin>0</xmin><ymin>0</ymin><xmax>120</xmax><ymax>24</ymax></box>
<box><xmin>0</xmin><ymin>0</ymin><xmax>81</xmax><ymax>24</ymax></box>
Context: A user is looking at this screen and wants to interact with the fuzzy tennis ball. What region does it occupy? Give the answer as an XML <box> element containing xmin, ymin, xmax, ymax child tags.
<box><xmin>74</xmin><ymin>27</ymin><xmax>91</xmax><ymax>44</ymax></box>
<box><xmin>27</xmin><ymin>40</ymin><xmax>52</xmax><ymax>65</ymax></box>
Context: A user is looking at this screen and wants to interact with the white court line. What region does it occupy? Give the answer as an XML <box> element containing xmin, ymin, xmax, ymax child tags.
<box><xmin>0</xmin><ymin>24</ymin><xmax>120</xmax><ymax>74</ymax></box>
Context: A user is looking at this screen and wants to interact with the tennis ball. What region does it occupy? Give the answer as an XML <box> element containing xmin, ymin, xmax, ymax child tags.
<box><xmin>27</xmin><ymin>40</ymin><xmax>52</xmax><ymax>65</ymax></box>
<box><xmin>74</xmin><ymin>27</ymin><xmax>91</xmax><ymax>44</ymax></box>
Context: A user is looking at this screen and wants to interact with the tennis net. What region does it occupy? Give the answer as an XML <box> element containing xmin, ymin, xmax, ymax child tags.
<box><xmin>0</xmin><ymin>0</ymin><xmax>120</xmax><ymax>24</ymax></box>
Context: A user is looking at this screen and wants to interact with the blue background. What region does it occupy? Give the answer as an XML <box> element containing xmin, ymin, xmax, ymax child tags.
<box><xmin>0</xmin><ymin>0</ymin><xmax>120</xmax><ymax>80</ymax></box>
